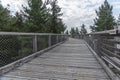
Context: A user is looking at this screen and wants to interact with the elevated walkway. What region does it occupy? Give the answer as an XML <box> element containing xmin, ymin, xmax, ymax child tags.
<box><xmin>0</xmin><ymin>38</ymin><xmax>110</xmax><ymax>80</ymax></box>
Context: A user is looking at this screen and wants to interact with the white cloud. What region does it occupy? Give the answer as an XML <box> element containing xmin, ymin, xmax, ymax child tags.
<box><xmin>109</xmin><ymin>1</ymin><xmax>120</xmax><ymax>20</ymax></box>
<box><xmin>58</xmin><ymin>0</ymin><xmax>104</xmax><ymax>32</ymax></box>
<box><xmin>111</xmin><ymin>2</ymin><xmax>120</xmax><ymax>9</ymax></box>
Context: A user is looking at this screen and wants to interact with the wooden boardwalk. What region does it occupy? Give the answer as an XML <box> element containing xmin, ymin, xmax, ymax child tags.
<box><xmin>0</xmin><ymin>38</ymin><xmax>110</xmax><ymax>80</ymax></box>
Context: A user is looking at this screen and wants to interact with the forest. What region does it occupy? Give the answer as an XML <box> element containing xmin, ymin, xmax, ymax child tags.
<box><xmin>0</xmin><ymin>0</ymin><xmax>66</xmax><ymax>33</ymax></box>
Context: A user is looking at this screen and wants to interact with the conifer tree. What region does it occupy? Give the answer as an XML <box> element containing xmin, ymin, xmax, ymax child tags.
<box><xmin>70</xmin><ymin>27</ymin><xmax>75</xmax><ymax>36</ymax></box>
<box><xmin>94</xmin><ymin>0</ymin><xmax>114</xmax><ymax>31</ymax></box>
<box><xmin>65</xmin><ymin>30</ymin><xmax>69</xmax><ymax>34</ymax></box>
<box><xmin>80</xmin><ymin>24</ymin><xmax>87</xmax><ymax>35</ymax></box>
<box><xmin>75</xmin><ymin>27</ymin><xmax>79</xmax><ymax>35</ymax></box>
<box><xmin>10</xmin><ymin>12</ymin><xmax>25</xmax><ymax>32</ymax></box>
<box><xmin>50</xmin><ymin>0</ymin><xmax>64</xmax><ymax>33</ymax></box>
<box><xmin>90</xmin><ymin>25</ymin><xmax>95</xmax><ymax>32</ymax></box>
<box><xmin>23</xmin><ymin>0</ymin><xmax>49</xmax><ymax>32</ymax></box>
<box><xmin>0</xmin><ymin>3</ymin><xmax>10</xmax><ymax>31</ymax></box>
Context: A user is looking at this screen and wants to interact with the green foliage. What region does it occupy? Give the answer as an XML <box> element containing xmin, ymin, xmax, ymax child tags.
<box><xmin>70</xmin><ymin>27</ymin><xmax>75</xmax><ymax>36</ymax></box>
<box><xmin>57</xmin><ymin>19</ymin><xmax>66</xmax><ymax>33</ymax></box>
<box><xmin>0</xmin><ymin>0</ymin><xmax>66</xmax><ymax>33</ymax></box>
<box><xmin>65</xmin><ymin>30</ymin><xmax>69</xmax><ymax>34</ymax></box>
<box><xmin>75</xmin><ymin>27</ymin><xmax>79</xmax><ymax>35</ymax></box>
<box><xmin>0</xmin><ymin>3</ymin><xmax>25</xmax><ymax>32</ymax></box>
<box><xmin>0</xmin><ymin>4</ymin><xmax>11</xmax><ymax>31</ymax></box>
<box><xmin>21</xmin><ymin>0</ymin><xmax>66</xmax><ymax>33</ymax></box>
<box><xmin>19</xmin><ymin>36</ymin><xmax>33</xmax><ymax>57</ymax></box>
<box><xmin>50</xmin><ymin>0</ymin><xmax>66</xmax><ymax>33</ymax></box>
<box><xmin>70</xmin><ymin>27</ymin><xmax>80</xmax><ymax>38</ymax></box>
<box><xmin>80</xmin><ymin>24</ymin><xmax>87</xmax><ymax>34</ymax></box>
<box><xmin>90</xmin><ymin>25</ymin><xmax>95</xmax><ymax>32</ymax></box>
<box><xmin>10</xmin><ymin>12</ymin><xmax>25</xmax><ymax>32</ymax></box>
<box><xmin>37</xmin><ymin>36</ymin><xmax>48</xmax><ymax>50</ymax></box>
<box><xmin>94</xmin><ymin>0</ymin><xmax>115</xmax><ymax>31</ymax></box>
<box><xmin>23</xmin><ymin>0</ymin><xmax>49</xmax><ymax>32</ymax></box>
<box><xmin>70</xmin><ymin>25</ymin><xmax>87</xmax><ymax>36</ymax></box>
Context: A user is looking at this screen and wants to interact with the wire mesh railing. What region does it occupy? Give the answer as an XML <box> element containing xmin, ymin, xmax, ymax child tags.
<box><xmin>84</xmin><ymin>33</ymin><xmax>120</xmax><ymax>79</ymax></box>
<box><xmin>0</xmin><ymin>32</ymin><xmax>68</xmax><ymax>67</ymax></box>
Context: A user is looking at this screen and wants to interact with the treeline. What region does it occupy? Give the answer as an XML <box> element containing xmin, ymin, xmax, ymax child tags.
<box><xmin>0</xmin><ymin>0</ymin><xmax>66</xmax><ymax>33</ymax></box>
<box><xmin>90</xmin><ymin>0</ymin><xmax>118</xmax><ymax>32</ymax></box>
<box><xmin>65</xmin><ymin>24</ymin><xmax>87</xmax><ymax>36</ymax></box>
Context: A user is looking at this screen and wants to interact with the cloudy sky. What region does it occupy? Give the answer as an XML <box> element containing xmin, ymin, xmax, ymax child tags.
<box><xmin>1</xmin><ymin>0</ymin><xmax>120</xmax><ymax>32</ymax></box>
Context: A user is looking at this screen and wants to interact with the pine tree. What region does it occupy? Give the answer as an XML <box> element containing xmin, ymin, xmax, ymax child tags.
<box><xmin>57</xmin><ymin>19</ymin><xmax>66</xmax><ymax>33</ymax></box>
<box><xmin>0</xmin><ymin>3</ymin><xmax>10</xmax><ymax>31</ymax></box>
<box><xmin>65</xmin><ymin>30</ymin><xmax>69</xmax><ymax>34</ymax></box>
<box><xmin>70</xmin><ymin>27</ymin><xmax>80</xmax><ymax>38</ymax></box>
<box><xmin>50</xmin><ymin>0</ymin><xmax>63</xmax><ymax>33</ymax></box>
<box><xmin>23</xmin><ymin>0</ymin><xmax>49</xmax><ymax>32</ymax></box>
<box><xmin>94</xmin><ymin>0</ymin><xmax>114</xmax><ymax>31</ymax></box>
<box><xmin>75</xmin><ymin>27</ymin><xmax>79</xmax><ymax>35</ymax></box>
<box><xmin>90</xmin><ymin>25</ymin><xmax>95</xmax><ymax>32</ymax></box>
<box><xmin>10</xmin><ymin>12</ymin><xmax>25</xmax><ymax>32</ymax></box>
<box><xmin>70</xmin><ymin>27</ymin><xmax>75</xmax><ymax>37</ymax></box>
<box><xmin>80</xmin><ymin>24</ymin><xmax>87</xmax><ymax>35</ymax></box>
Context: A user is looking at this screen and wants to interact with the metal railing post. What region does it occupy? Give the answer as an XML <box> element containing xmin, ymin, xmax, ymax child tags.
<box><xmin>48</xmin><ymin>35</ymin><xmax>51</xmax><ymax>47</ymax></box>
<box><xmin>33</xmin><ymin>35</ymin><xmax>37</xmax><ymax>52</ymax></box>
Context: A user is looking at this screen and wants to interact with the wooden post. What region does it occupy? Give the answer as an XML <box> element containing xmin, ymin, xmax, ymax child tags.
<box><xmin>33</xmin><ymin>35</ymin><xmax>37</xmax><ymax>52</ymax></box>
<box><xmin>48</xmin><ymin>35</ymin><xmax>51</xmax><ymax>47</ymax></box>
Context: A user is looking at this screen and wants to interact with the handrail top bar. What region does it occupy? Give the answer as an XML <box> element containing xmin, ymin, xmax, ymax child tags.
<box><xmin>0</xmin><ymin>32</ymin><xmax>68</xmax><ymax>36</ymax></box>
<box><xmin>88</xmin><ymin>29</ymin><xmax>117</xmax><ymax>35</ymax></box>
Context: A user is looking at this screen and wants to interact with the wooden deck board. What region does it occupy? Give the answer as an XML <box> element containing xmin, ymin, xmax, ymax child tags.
<box><xmin>0</xmin><ymin>38</ymin><xmax>110</xmax><ymax>80</ymax></box>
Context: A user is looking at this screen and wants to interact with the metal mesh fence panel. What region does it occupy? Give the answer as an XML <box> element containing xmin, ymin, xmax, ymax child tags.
<box><xmin>37</xmin><ymin>35</ymin><xmax>49</xmax><ymax>51</ymax></box>
<box><xmin>0</xmin><ymin>33</ymin><xmax>68</xmax><ymax>67</ymax></box>
<box><xmin>0</xmin><ymin>35</ymin><xmax>20</xmax><ymax>67</ymax></box>
<box><xmin>18</xmin><ymin>35</ymin><xmax>33</xmax><ymax>58</ymax></box>
<box><xmin>0</xmin><ymin>35</ymin><xmax>33</xmax><ymax>67</ymax></box>
<box><xmin>51</xmin><ymin>35</ymin><xmax>57</xmax><ymax>45</ymax></box>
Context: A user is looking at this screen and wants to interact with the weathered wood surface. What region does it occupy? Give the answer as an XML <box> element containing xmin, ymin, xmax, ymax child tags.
<box><xmin>0</xmin><ymin>38</ymin><xmax>110</xmax><ymax>80</ymax></box>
